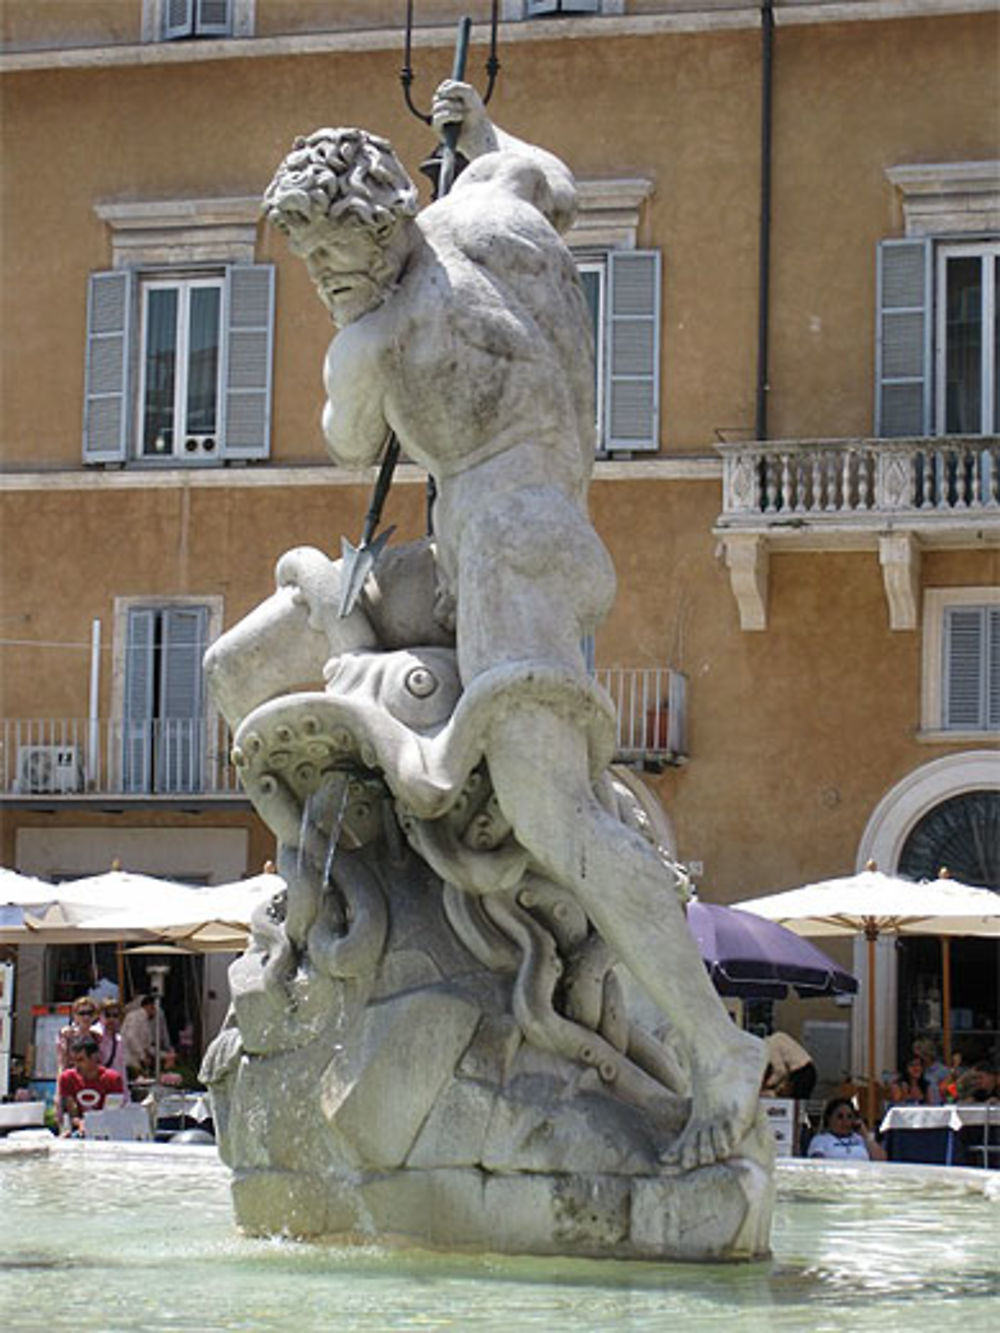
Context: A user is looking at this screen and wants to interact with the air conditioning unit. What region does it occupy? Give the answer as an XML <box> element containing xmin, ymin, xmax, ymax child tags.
<box><xmin>16</xmin><ymin>745</ymin><xmax>82</xmax><ymax>794</ymax></box>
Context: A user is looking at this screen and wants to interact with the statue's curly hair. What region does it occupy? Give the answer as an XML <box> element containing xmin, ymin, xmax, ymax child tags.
<box><xmin>263</xmin><ymin>127</ymin><xmax>418</xmax><ymax>239</ymax></box>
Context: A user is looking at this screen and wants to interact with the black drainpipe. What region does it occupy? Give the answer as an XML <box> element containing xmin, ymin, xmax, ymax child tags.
<box><xmin>755</xmin><ymin>0</ymin><xmax>774</xmax><ymax>442</ymax></box>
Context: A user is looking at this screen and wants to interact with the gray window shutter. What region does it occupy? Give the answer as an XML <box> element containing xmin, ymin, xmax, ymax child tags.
<box><xmin>83</xmin><ymin>270</ymin><xmax>133</xmax><ymax>464</ymax></box>
<box><xmin>221</xmin><ymin>264</ymin><xmax>274</xmax><ymax>460</ymax></box>
<box><xmin>944</xmin><ymin>606</ymin><xmax>988</xmax><ymax>729</ymax></box>
<box><xmin>989</xmin><ymin>607</ymin><xmax>1000</xmax><ymax>729</ymax></box>
<box><xmin>195</xmin><ymin>0</ymin><xmax>232</xmax><ymax>36</ymax></box>
<box><xmin>875</xmin><ymin>238</ymin><xmax>932</xmax><ymax>438</ymax></box>
<box><xmin>163</xmin><ymin>0</ymin><xmax>195</xmax><ymax>40</ymax></box>
<box><xmin>157</xmin><ymin>606</ymin><xmax>207</xmax><ymax>792</ymax></box>
<box><xmin>123</xmin><ymin>608</ymin><xmax>155</xmax><ymax>793</ymax></box>
<box><xmin>606</xmin><ymin>249</ymin><xmax>660</xmax><ymax>451</ymax></box>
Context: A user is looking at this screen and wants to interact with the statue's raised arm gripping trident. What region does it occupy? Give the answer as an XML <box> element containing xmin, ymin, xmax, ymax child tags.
<box><xmin>201</xmin><ymin>60</ymin><xmax>773</xmax><ymax>1262</ymax></box>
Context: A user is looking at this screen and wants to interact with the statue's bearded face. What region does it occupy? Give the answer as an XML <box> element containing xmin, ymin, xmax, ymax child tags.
<box><xmin>288</xmin><ymin>216</ymin><xmax>401</xmax><ymax>328</ymax></box>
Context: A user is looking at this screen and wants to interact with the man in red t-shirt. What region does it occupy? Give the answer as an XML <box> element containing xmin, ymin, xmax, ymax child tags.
<box><xmin>56</xmin><ymin>1035</ymin><xmax>125</xmax><ymax>1135</ymax></box>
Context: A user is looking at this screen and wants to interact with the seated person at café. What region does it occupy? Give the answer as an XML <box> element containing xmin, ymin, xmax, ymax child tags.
<box><xmin>762</xmin><ymin>1031</ymin><xmax>817</xmax><ymax>1100</ymax></box>
<box><xmin>807</xmin><ymin>1097</ymin><xmax>887</xmax><ymax>1161</ymax></box>
<box><xmin>888</xmin><ymin>1054</ymin><xmax>930</xmax><ymax>1105</ymax></box>
<box><xmin>55</xmin><ymin>995</ymin><xmax>103</xmax><ymax>1075</ymax></box>
<box><xmin>912</xmin><ymin>1040</ymin><xmax>945</xmax><ymax>1103</ymax></box>
<box><xmin>56</xmin><ymin>1035</ymin><xmax>125</xmax><ymax>1136</ymax></box>
<box><xmin>121</xmin><ymin>995</ymin><xmax>175</xmax><ymax>1078</ymax></box>
<box><xmin>97</xmin><ymin>997</ymin><xmax>128</xmax><ymax>1084</ymax></box>
<box><xmin>959</xmin><ymin>1061</ymin><xmax>999</xmax><ymax>1103</ymax></box>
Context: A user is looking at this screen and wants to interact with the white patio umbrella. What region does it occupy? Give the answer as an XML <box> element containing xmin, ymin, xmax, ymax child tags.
<box><xmin>0</xmin><ymin>866</ymin><xmax>55</xmax><ymax>903</ymax></box>
<box><xmin>0</xmin><ymin>869</ymin><xmax>212</xmax><ymax>945</ymax></box>
<box><xmin>734</xmin><ymin>869</ymin><xmax>1000</xmax><ymax>1119</ymax></box>
<box><xmin>66</xmin><ymin>871</ymin><xmax>284</xmax><ymax>953</ymax></box>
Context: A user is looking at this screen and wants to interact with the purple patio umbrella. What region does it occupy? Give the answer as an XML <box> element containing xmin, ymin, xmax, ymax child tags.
<box><xmin>685</xmin><ymin>900</ymin><xmax>858</xmax><ymax>1000</ymax></box>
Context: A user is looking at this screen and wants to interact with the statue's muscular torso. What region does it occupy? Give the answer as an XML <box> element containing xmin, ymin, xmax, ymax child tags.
<box><xmin>323</xmin><ymin>167</ymin><xmax>615</xmax><ymax>682</ymax></box>
<box><xmin>323</xmin><ymin>179</ymin><xmax>596</xmax><ymax>492</ymax></box>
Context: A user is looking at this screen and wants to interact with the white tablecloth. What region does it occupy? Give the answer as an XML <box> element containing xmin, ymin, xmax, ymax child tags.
<box><xmin>879</xmin><ymin>1104</ymin><xmax>995</xmax><ymax>1133</ymax></box>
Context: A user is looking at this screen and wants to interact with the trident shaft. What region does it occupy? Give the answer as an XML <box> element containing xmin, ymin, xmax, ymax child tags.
<box><xmin>338</xmin><ymin>9</ymin><xmax>499</xmax><ymax>619</ymax></box>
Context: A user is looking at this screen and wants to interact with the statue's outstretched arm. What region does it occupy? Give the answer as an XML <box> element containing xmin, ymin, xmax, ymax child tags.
<box><xmin>431</xmin><ymin>79</ymin><xmax>577</xmax><ymax>235</ymax></box>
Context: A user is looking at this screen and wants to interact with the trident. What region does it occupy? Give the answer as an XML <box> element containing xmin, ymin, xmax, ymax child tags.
<box><xmin>337</xmin><ymin>4</ymin><xmax>501</xmax><ymax>618</ymax></box>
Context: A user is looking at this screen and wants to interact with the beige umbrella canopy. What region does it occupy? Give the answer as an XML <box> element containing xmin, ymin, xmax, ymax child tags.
<box><xmin>73</xmin><ymin>872</ymin><xmax>284</xmax><ymax>953</ymax></box>
<box><xmin>0</xmin><ymin>869</ymin><xmax>209</xmax><ymax>945</ymax></box>
<box><xmin>734</xmin><ymin>868</ymin><xmax>1000</xmax><ymax>1118</ymax></box>
<box><xmin>0</xmin><ymin>869</ymin><xmax>281</xmax><ymax>951</ymax></box>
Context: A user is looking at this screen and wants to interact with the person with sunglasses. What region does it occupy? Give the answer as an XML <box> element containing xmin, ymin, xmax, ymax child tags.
<box><xmin>97</xmin><ymin>997</ymin><xmax>128</xmax><ymax>1085</ymax></box>
<box><xmin>55</xmin><ymin>995</ymin><xmax>103</xmax><ymax>1076</ymax></box>
<box><xmin>807</xmin><ymin>1097</ymin><xmax>886</xmax><ymax>1161</ymax></box>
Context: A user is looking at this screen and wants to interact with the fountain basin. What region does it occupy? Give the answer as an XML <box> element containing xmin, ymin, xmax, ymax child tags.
<box><xmin>0</xmin><ymin>1139</ymin><xmax>996</xmax><ymax>1331</ymax></box>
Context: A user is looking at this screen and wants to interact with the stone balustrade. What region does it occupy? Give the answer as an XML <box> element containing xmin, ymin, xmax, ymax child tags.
<box><xmin>715</xmin><ymin>436</ymin><xmax>1000</xmax><ymax>632</ymax></box>
<box><xmin>720</xmin><ymin>436</ymin><xmax>999</xmax><ymax>520</ymax></box>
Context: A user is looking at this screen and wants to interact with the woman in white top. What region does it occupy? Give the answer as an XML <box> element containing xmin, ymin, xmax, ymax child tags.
<box><xmin>807</xmin><ymin>1097</ymin><xmax>886</xmax><ymax>1161</ymax></box>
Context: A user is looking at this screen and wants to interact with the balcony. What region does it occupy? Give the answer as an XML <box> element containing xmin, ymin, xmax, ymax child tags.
<box><xmin>0</xmin><ymin>672</ymin><xmax>686</xmax><ymax>802</ymax></box>
<box><xmin>714</xmin><ymin>436</ymin><xmax>1000</xmax><ymax>630</ymax></box>
<box><xmin>0</xmin><ymin>718</ymin><xmax>241</xmax><ymax>805</ymax></box>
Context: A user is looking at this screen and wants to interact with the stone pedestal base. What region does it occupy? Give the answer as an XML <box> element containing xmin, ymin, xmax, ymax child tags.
<box><xmin>230</xmin><ymin>1155</ymin><xmax>774</xmax><ymax>1263</ymax></box>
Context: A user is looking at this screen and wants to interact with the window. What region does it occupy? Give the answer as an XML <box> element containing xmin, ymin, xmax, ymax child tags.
<box><xmin>139</xmin><ymin>275</ymin><xmax>223</xmax><ymax>459</ymax></box>
<box><xmin>83</xmin><ymin>264</ymin><xmax>274</xmax><ymax>466</ymax></box>
<box><xmin>937</xmin><ymin>243</ymin><xmax>999</xmax><ymax>436</ymax></box>
<box><xmin>877</xmin><ymin>160</ymin><xmax>999</xmax><ymax>438</ymax></box>
<box><xmin>921</xmin><ymin>589</ymin><xmax>1000</xmax><ymax>735</ymax></box>
<box><xmin>162</xmin><ymin>0</ymin><xmax>232</xmax><ymax>39</ymax></box>
<box><xmin>575</xmin><ymin>250</ymin><xmax>661</xmax><ymax>453</ymax></box>
<box><xmin>523</xmin><ymin>1</ymin><xmax>606</xmax><ymax>15</ymax></box>
<box><xmin>122</xmin><ymin>604</ymin><xmax>210</xmax><ymax>793</ymax></box>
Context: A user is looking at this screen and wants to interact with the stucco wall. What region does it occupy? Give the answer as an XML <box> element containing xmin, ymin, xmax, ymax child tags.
<box><xmin>2</xmin><ymin>14</ymin><xmax>996</xmax><ymax>465</ymax></box>
<box><xmin>2</xmin><ymin>469</ymin><xmax>994</xmax><ymax>896</ymax></box>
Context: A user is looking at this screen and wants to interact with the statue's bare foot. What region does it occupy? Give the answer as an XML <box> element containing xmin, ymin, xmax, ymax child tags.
<box><xmin>665</xmin><ymin>1028</ymin><xmax>766</xmax><ymax>1171</ymax></box>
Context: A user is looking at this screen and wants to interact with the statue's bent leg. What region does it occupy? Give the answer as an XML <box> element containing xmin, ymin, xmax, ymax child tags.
<box><xmin>486</xmin><ymin>703</ymin><xmax>766</xmax><ymax>1171</ymax></box>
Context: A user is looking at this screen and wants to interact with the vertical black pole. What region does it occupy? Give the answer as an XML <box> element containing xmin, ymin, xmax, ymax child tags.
<box><xmin>755</xmin><ymin>0</ymin><xmax>774</xmax><ymax>443</ymax></box>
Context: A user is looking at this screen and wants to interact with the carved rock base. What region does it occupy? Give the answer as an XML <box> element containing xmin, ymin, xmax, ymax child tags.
<box><xmin>230</xmin><ymin>1157</ymin><xmax>774</xmax><ymax>1262</ymax></box>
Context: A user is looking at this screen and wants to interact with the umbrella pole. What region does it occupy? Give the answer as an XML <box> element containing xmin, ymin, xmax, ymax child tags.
<box><xmin>866</xmin><ymin>924</ymin><xmax>878</xmax><ymax>1126</ymax></box>
<box><xmin>941</xmin><ymin>938</ymin><xmax>952</xmax><ymax>1066</ymax></box>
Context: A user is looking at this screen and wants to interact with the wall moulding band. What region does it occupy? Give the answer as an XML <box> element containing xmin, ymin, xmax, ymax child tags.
<box><xmin>7</xmin><ymin>4</ymin><xmax>997</xmax><ymax>73</ymax></box>
<box><xmin>885</xmin><ymin>159</ymin><xmax>1000</xmax><ymax>237</ymax></box>
<box><xmin>94</xmin><ymin>197</ymin><xmax>262</xmax><ymax>268</ymax></box>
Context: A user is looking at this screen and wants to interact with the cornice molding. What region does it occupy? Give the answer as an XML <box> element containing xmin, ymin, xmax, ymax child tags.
<box><xmin>3</xmin><ymin>2</ymin><xmax>992</xmax><ymax>73</ymax></box>
<box><xmin>0</xmin><ymin>456</ymin><xmax>722</xmax><ymax>493</ymax></box>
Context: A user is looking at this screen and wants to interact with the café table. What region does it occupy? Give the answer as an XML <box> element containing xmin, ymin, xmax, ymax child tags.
<box><xmin>879</xmin><ymin>1103</ymin><xmax>997</xmax><ymax>1166</ymax></box>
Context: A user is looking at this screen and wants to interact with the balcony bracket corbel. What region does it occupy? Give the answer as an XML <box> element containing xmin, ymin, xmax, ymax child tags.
<box><xmin>878</xmin><ymin>533</ymin><xmax>921</xmax><ymax>631</ymax></box>
<box><xmin>722</xmin><ymin>534</ymin><xmax>769</xmax><ymax>631</ymax></box>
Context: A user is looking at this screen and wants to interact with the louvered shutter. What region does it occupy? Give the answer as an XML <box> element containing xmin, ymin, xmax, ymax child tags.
<box><xmin>123</xmin><ymin>609</ymin><xmax>155</xmax><ymax>793</ymax></box>
<box><xmin>83</xmin><ymin>271</ymin><xmax>134</xmax><ymax>463</ymax></box>
<box><xmin>195</xmin><ymin>0</ymin><xmax>232</xmax><ymax>36</ymax></box>
<box><xmin>875</xmin><ymin>238</ymin><xmax>932</xmax><ymax>437</ymax></box>
<box><xmin>157</xmin><ymin>606</ymin><xmax>207</xmax><ymax>792</ymax></box>
<box><xmin>606</xmin><ymin>250</ymin><xmax>660</xmax><ymax>451</ymax></box>
<box><xmin>943</xmin><ymin>606</ymin><xmax>995</xmax><ymax>730</ymax></box>
<box><xmin>221</xmin><ymin>264</ymin><xmax>274</xmax><ymax>460</ymax></box>
<box><xmin>163</xmin><ymin>0</ymin><xmax>195</xmax><ymax>40</ymax></box>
